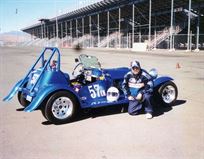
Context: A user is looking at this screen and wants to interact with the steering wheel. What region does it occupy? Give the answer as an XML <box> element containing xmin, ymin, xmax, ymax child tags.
<box><xmin>72</xmin><ymin>63</ymin><xmax>84</xmax><ymax>78</ymax></box>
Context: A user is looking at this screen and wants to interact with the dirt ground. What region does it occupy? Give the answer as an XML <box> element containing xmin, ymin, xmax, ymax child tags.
<box><xmin>0</xmin><ymin>47</ymin><xmax>203</xmax><ymax>159</ymax></box>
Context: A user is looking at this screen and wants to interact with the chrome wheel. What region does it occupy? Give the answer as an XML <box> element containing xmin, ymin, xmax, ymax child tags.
<box><xmin>51</xmin><ymin>97</ymin><xmax>73</xmax><ymax>120</ymax></box>
<box><xmin>44</xmin><ymin>91</ymin><xmax>78</xmax><ymax>124</ymax></box>
<box><xmin>161</xmin><ymin>85</ymin><xmax>176</xmax><ymax>104</ymax></box>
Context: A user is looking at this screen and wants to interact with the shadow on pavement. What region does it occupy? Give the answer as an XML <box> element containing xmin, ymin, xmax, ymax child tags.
<box><xmin>41</xmin><ymin>100</ymin><xmax>186</xmax><ymax>125</ymax></box>
<box><xmin>153</xmin><ymin>99</ymin><xmax>186</xmax><ymax>117</ymax></box>
<box><xmin>171</xmin><ymin>100</ymin><xmax>186</xmax><ymax>107</ymax></box>
<box><xmin>41</xmin><ymin>104</ymin><xmax>128</xmax><ymax>126</ymax></box>
<box><xmin>16</xmin><ymin>108</ymin><xmax>24</xmax><ymax>111</ymax></box>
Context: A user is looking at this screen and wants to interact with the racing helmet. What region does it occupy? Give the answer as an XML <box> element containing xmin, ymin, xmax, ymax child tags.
<box><xmin>106</xmin><ymin>87</ymin><xmax>120</xmax><ymax>102</ymax></box>
<box><xmin>131</xmin><ymin>60</ymin><xmax>141</xmax><ymax>69</ymax></box>
<box><xmin>91</xmin><ymin>68</ymin><xmax>103</xmax><ymax>78</ymax></box>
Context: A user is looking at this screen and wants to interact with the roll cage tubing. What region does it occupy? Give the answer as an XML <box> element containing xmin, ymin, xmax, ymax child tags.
<box><xmin>3</xmin><ymin>47</ymin><xmax>60</xmax><ymax>100</ymax></box>
<box><xmin>28</xmin><ymin>47</ymin><xmax>61</xmax><ymax>92</ymax></box>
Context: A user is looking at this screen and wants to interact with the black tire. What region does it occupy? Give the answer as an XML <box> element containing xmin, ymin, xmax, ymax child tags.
<box><xmin>17</xmin><ymin>92</ymin><xmax>30</xmax><ymax>108</ymax></box>
<box><xmin>158</xmin><ymin>81</ymin><xmax>178</xmax><ymax>106</ymax></box>
<box><xmin>40</xmin><ymin>99</ymin><xmax>49</xmax><ymax>120</ymax></box>
<box><xmin>44</xmin><ymin>91</ymin><xmax>79</xmax><ymax>124</ymax></box>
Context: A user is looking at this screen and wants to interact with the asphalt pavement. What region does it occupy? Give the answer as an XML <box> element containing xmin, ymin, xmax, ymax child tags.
<box><xmin>0</xmin><ymin>46</ymin><xmax>204</xmax><ymax>159</ymax></box>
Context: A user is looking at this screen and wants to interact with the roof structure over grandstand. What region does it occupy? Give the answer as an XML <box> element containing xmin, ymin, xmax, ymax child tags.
<box><xmin>22</xmin><ymin>0</ymin><xmax>204</xmax><ymax>50</ymax></box>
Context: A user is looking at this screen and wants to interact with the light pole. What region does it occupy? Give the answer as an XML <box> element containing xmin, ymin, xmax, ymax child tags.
<box><xmin>15</xmin><ymin>8</ymin><xmax>18</xmax><ymax>46</ymax></box>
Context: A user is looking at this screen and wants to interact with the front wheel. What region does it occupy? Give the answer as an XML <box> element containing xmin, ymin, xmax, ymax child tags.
<box><xmin>44</xmin><ymin>91</ymin><xmax>79</xmax><ymax>124</ymax></box>
<box><xmin>158</xmin><ymin>81</ymin><xmax>178</xmax><ymax>106</ymax></box>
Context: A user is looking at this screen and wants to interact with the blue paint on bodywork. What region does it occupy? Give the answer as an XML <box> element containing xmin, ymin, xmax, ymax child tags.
<box><xmin>3</xmin><ymin>47</ymin><xmax>177</xmax><ymax>116</ymax></box>
<box><xmin>24</xmin><ymin>84</ymin><xmax>80</xmax><ymax>112</ymax></box>
<box><xmin>3</xmin><ymin>47</ymin><xmax>73</xmax><ymax>110</ymax></box>
<box><xmin>86</xmin><ymin>97</ymin><xmax>129</xmax><ymax>108</ymax></box>
<box><xmin>103</xmin><ymin>67</ymin><xmax>130</xmax><ymax>80</ymax></box>
<box><xmin>153</xmin><ymin>76</ymin><xmax>173</xmax><ymax>87</ymax></box>
<box><xmin>24</xmin><ymin>70</ymin><xmax>74</xmax><ymax>112</ymax></box>
<box><xmin>37</xmin><ymin>70</ymin><xmax>69</xmax><ymax>88</ymax></box>
<box><xmin>78</xmin><ymin>80</ymin><xmax>111</xmax><ymax>108</ymax></box>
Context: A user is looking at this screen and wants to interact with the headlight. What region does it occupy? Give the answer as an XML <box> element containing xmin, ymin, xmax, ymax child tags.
<box><xmin>149</xmin><ymin>68</ymin><xmax>158</xmax><ymax>79</ymax></box>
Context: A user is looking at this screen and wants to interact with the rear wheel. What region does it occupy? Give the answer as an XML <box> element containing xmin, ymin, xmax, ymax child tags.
<box><xmin>158</xmin><ymin>81</ymin><xmax>178</xmax><ymax>106</ymax></box>
<box><xmin>44</xmin><ymin>91</ymin><xmax>79</xmax><ymax>124</ymax></box>
<box><xmin>17</xmin><ymin>92</ymin><xmax>30</xmax><ymax>108</ymax></box>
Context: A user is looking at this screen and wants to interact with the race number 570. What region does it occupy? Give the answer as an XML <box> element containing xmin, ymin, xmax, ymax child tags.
<box><xmin>88</xmin><ymin>84</ymin><xmax>106</xmax><ymax>98</ymax></box>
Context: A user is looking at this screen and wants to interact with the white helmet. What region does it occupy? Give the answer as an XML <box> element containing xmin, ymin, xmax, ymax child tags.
<box><xmin>106</xmin><ymin>87</ymin><xmax>120</xmax><ymax>102</ymax></box>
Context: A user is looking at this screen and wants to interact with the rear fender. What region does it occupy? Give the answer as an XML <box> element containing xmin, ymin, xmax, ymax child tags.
<box><xmin>24</xmin><ymin>85</ymin><xmax>81</xmax><ymax>112</ymax></box>
<box><xmin>154</xmin><ymin>76</ymin><xmax>174</xmax><ymax>88</ymax></box>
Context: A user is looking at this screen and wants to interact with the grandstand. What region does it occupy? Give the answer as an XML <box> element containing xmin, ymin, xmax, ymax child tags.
<box><xmin>22</xmin><ymin>0</ymin><xmax>204</xmax><ymax>51</ymax></box>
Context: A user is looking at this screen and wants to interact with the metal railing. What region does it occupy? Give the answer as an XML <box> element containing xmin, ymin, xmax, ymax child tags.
<box><xmin>8</xmin><ymin>32</ymin><xmax>204</xmax><ymax>51</ymax></box>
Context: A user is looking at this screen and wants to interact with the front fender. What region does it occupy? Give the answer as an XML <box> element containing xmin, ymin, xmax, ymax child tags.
<box><xmin>154</xmin><ymin>76</ymin><xmax>174</xmax><ymax>88</ymax></box>
<box><xmin>24</xmin><ymin>84</ymin><xmax>81</xmax><ymax>112</ymax></box>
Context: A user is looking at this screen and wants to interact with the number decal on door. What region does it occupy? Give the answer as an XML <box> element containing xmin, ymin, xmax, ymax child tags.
<box><xmin>88</xmin><ymin>84</ymin><xmax>106</xmax><ymax>98</ymax></box>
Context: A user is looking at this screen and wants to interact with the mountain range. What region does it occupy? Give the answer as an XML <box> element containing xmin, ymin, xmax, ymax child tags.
<box><xmin>0</xmin><ymin>31</ymin><xmax>31</xmax><ymax>43</ymax></box>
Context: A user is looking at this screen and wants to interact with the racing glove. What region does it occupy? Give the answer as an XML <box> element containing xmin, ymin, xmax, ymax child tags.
<box><xmin>128</xmin><ymin>95</ymin><xmax>135</xmax><ymax>101</ymax></box>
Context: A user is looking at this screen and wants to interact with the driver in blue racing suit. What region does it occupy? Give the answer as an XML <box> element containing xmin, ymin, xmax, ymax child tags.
<box><xmin>122</xmin><ymin>60</ymin><xmax>154</xmax><ymax>119</ymax></box>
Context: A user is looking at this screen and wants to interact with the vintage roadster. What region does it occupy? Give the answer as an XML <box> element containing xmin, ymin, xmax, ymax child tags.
<box><xmin>3</xmin><ymin>47</ymin><xmax>178</xmax><ymax>124</ymax></box>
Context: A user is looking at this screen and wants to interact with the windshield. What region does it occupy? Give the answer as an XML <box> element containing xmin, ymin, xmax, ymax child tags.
<box><xmin>79</xmin><ymin>54</ymin><xmax>101</xmax><ymax>69</ymax></box>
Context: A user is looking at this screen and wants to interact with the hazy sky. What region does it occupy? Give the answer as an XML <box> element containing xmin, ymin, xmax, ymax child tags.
<box><xmin>0</xmin><ymin>0</ymin><xmax>101</xmax><ymax>33</ymax></box>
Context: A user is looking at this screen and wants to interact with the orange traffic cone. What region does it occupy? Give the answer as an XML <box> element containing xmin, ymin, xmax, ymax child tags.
<box><xmin>176</xmin><ymin>63</ymin><xmax>181</xmax><ymax>69</ymax></box>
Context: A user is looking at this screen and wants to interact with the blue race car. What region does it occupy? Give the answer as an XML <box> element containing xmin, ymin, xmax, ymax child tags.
<box><xmin>3</xmin><ymin>47</ymin><xmax>178</xmax><ymax>124</ymax></box>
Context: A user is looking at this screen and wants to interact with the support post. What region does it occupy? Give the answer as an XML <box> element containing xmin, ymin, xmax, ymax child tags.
<box><xmin>61</xmin><ymin>23</ymin><xmax>63</xmax><ymax>39</ymax></box>
<box><xmin>53</xmin><ymin>25</ymin><xmax>55</xmax><ymax>38</ymax></box>
<box><xmin>76</xmin><ymin>19</ymin><xmax>78</xmax><ymax>39</ymax></box>
<box><xmin>44</xmin><ymin>23</ymin><xmax>46</xmax><ymax>38</ymax></box>
<box><xmin>82</xmin><ymin>17</ymin><xmax>84</xmax><ymax>47</ymax></box>
<box><xmin>107</xmin><ymin>11</ymin><xmax>110</xmax><ymax>48</ymax></box>
<box><xmin>154</xmin><ymin>29</ymin><xmax>156</xmax><ymax>50</ymax></box>
<box><xmin>46</xmin><ymin>27</ymin><xmax>48</xmax><ymax>39</ymax></box>
<box><xmin>70</xmin><ymin>20</ymin><xmax>72</xmax><ymax>45</ymax></box>
<box><xmin>65</xmin><ymin>21</ymin><xmax>68</xmax><ymax>38</ymax></box>
<box><xmin>89</xmin><ymin>16</ymin><xmax>92</xmax><ymax>47</ymax></box>
<box><xmin>56</xmin><ymin>17</ymin><xmax>58</xmax><ymax>40</ymax></box>
<box><xmin>119</xmin><ymin>8</ymin><xmax>121</xmax><ymax>48</ymax></box>
<box><xmin>127</xmin><ymin>32</ymin><xmax>129</xmax><ymax>48</ymax></box>
<box><xmin>170</xmin><ymin>0</ymin><xmax>174</xmax><ymax>51</ymax></box>
<box><xmin>187</xmin><ymin>0</ymin><xmax>191</xmax><ymax>51</ymax></box>
<box><xmin>195</xmin><ymin>8</ymin><xmax>200</xmax><ymax>52</ymax></box>
<box><xmin>148</xmin><ymin>0</ymin><xmax>152</xmax><ymax>50</ymax></box>
<box><xmin>41</xmin><ymin>23</ymin><xmax>43</xmax><ymax>39</ymax></box>
<box><xmin>132</xmin><ymin>4</ymin><xmax>135</xmax><ymax>47</ymax></box>
<box><xmin>98</xmin><ymin>14</ymin><xmax>100</xmax><ymax>47</ymax></box>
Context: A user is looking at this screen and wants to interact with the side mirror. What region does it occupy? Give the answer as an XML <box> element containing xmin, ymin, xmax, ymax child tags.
<box><xmin>75</xmin><ymin>58</ymin><xmax>79</xmax><ymax>63</ymax></box>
